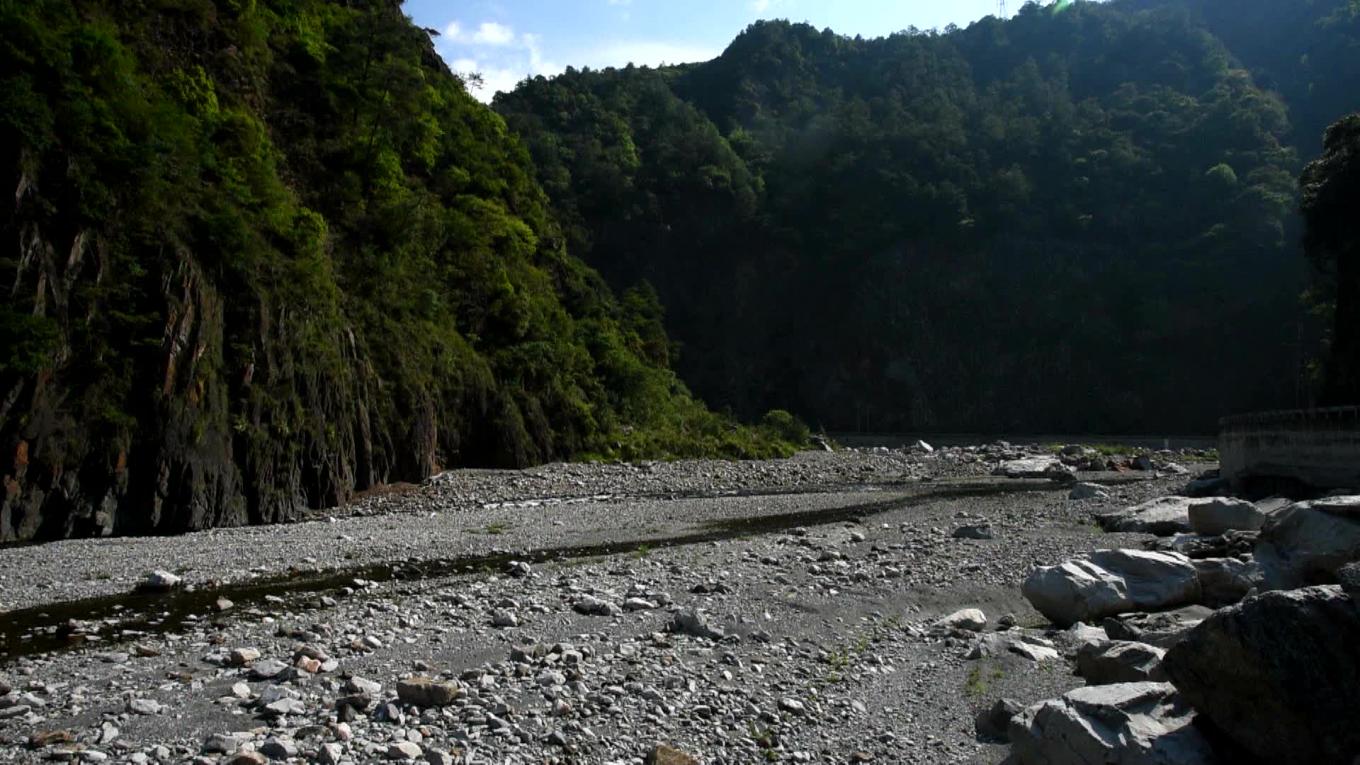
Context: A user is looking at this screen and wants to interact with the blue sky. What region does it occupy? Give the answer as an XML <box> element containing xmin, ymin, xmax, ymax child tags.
<box><xmin>403</xmin><ymin>0</ymin><xmax>1020</xmax><ymax>101</ymax></box>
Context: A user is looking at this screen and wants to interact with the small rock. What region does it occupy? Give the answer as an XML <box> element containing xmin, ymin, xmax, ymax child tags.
<box><xmin>951</xmin><ymin>524</ymin><xmax>994</xmax><ymax>540</ymax></box>
<box><xmin>29</xmin><ymin>730</ymin><xmax>75</xmax><ymax>748</ymax></box>
<box><xmin>425</xmin><ymin>751</ymin><xmax>454</xmax><ymax>765</ymax></box>
<box><xmin>573</xmin><ymin>595</ymin><xmax>622</xmax><ymax>617</ymax></box>
<box><xmin>669</xmin><ymin>609</ymin><xmax>725</xmax><ymax>640</ymax></box>
<box><xmin>645</xmin><ymin>743</ymin><xmax>700</xmax><ymax>765</ymax></box>
<box><xmin>126</xmin><ymin>698</ymin><xmax>162</xmax><ymax>715</ymax></box>
<box><xmin>138</xmin><ymin>570</ymin><xmax>182</xmax><ymax>593</ymax></box>
<box><xmin>203</xmin><ymin>734</ymin><xmax>241</xmax><ymax>755</ymax></box>
<box><xmin>491</xmin><ymin>610</ymin><xmax>518</xmax><ymax>628</ymax></box>
<box><xmin>250</xmin><ymin>659</ymin><xmax>289</xmax><ymax>680</ymax></box>
<box><xmin>397</xmin><ymin>677</ymin><xmax>462</xmax><ymax>708</ymax></box>
<box><xmin>1069</xmin><ymin>482</ymin><xmax>1110</xmax><ymax>501</ymax></box>
<box><xmin>387</xmin><ymin>741</ymin><xmax>423</xmax><ymax>760</ymax></box>
<box><xmin>933</xmin><ymin>608</ymin><xmax>987</xmax><ymax>632</ymax></box>
<box><xmin>259</xmin><ymin>737</ymin><xmax>298</xmax><ymax>760</ymax></box>
<box><xmin>317</xmin><ymin>743</ymin><xmax>344</xmax><ymax>765</ymax></box>
<box><xmin>229</xmin><ymin>648</ymin><xmax>262</xmax><ymax>666</ymax></box>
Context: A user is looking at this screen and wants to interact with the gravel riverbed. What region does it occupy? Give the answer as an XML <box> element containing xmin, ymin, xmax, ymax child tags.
<box><xmin>0</xmin><ymin>447</ymin><xmax>1208</xmax><ymax>764</ymax></box>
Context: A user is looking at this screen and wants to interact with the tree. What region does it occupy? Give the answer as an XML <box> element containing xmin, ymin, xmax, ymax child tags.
<box><xmin>1302</xmin><ymin>114</ymin><xmax>1360</xmax><ymax>404</ymax></box>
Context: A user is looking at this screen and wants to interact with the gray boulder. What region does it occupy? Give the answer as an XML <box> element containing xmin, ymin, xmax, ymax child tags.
<box><xmin>1101</xmin><ymin>606</ymin><xmax>1214</xmax><ymax>650</ymax></box>
<box><xmin>1009</xmin><ymin>682</ymin><xmax>1216</xmax><ymax>765</ymax></box>
<box><xmin>967</xmin><ymin>632</ymin><xmax>1061</xmax><ymax>663</ymax></box>
<box><xmin>1022</xmin><ymin>550</ymin><xmax>1201</xmax><ymax>628</ymax></box>
<box><xmin>1255</xmin><ymin>496</ymin><xmax>1360</xmax><ymax>589</ymax></box>
<box><xmin>975</xmin><ymin>698</ymin><xmax>1023</xmax><ymax>742</ymax></box>
<box><xmin>1191</xmin><ymin>557</ymin><xmax>1259</xmax><ymax>607</ymax></box>
<box><xmin>1076</xmin><ymin>640</ymin><xmax>1167</xmax><ymax>685</ymax></box>
<box><xmin>1096</xmin><ymin>497</ymin><xmax>1194</xmax><ymax>536</ymax></box>
<box><xmin>1163</xmin><ymin>585</ymin><xmax>1360</xmax><ymax>765</ymax></box>
<box><xmin>1186</xmin><ymin>498</ymin><xmax>1264</xmax><ymax>536</ymax></box>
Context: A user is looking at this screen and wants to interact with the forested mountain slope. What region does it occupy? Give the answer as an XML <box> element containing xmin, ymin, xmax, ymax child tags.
<box><xmin>497</xmin><ymin>0</ymin><xmax>1360</xmax><ymax>435</ymax></box>
<box><xmin>0</xmin><ymin>0</ymin><xmax>792</xmax><ymax>542</ymax></box>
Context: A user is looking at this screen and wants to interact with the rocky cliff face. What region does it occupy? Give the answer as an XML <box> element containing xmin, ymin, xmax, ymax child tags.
<box><xmin>0</xmin><ymin>0</ymin><xmax>787</xmax><ymax>543</ymax></box>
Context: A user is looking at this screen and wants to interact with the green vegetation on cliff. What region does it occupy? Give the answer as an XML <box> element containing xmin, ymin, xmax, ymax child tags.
<box><xmin>497</xmin><ymin>0</ymin><xmax>1360</xmax><ymax>435</ymax></box>
<box><xmin>1302</xmin><ymin>113</ymin><xmax>1360</xmax><ymax>404</ymax></box>
<box><xmin>0</xmin><ymin>0</ymin><xmax>795</xmax><ymax>541</ymax></box>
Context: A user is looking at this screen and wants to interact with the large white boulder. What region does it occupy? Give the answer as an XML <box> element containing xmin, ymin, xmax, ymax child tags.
<box><xmin>1186</xmin><ymin>497</ymin><xmax>1264</xmax><ymax>535</ymax></box>
<box><xmin>1009</xmin><ymin>682</ymin><xmax>1215</xmax><ymax>765</ymax></box>
<box><xmin>1255</xmin><ymin>496</ymin><xmax>1360</xmax><ymax>589</ymax></box>
<box><xmin>1022</xmin><ymin>550</ymin><xmax>1201</xmax><ymax>628</ymax></box>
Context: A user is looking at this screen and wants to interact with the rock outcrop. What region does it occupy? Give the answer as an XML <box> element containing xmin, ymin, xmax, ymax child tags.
<box><xmin>1162</xmin><ymin>585</ymin><xmax>1360</xmax><ymax>765</ymax></box>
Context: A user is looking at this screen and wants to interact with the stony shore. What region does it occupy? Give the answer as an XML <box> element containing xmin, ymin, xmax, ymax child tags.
<box><xmin>0</xmin><ymin>446</ymin><xmax>1206</xmax><ymax>764</ymax></box>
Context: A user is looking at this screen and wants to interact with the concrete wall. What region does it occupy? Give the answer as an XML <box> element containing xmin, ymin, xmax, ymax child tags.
<box><xmin>1220</xmin><ymin>407</ymin><xmax>1360</xmax><ymax>490</ymax></box>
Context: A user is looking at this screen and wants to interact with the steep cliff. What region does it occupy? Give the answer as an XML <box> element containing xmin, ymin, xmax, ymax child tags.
<box><xmin>0</xmin><ymin>0</ymin><xmax>791</xmax><ymax>542</ymax></box>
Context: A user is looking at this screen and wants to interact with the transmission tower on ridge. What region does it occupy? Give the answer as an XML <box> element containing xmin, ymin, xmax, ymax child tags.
<box><xmin>999</xmin><ymin>0</ymin><xmax>1008</xmax><ymax>17</ymax></box>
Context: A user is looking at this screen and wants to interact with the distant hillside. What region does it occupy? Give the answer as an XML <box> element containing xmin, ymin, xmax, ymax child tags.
<box><xmin>497</xmin><ymin>0</ymin><xmax>1360</xmax><ymax>435</ymax></box>
<box><xmin>0</xmin><ymin>0</ymin><xmax>794</xmax><ymax>542</ymax></box>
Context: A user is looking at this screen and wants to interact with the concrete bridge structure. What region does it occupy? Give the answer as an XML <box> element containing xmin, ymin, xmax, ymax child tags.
<box><xmin>1220</xmin><ymin>406</ymin><xmax>1360</xmax><ymax>491</ymax></box>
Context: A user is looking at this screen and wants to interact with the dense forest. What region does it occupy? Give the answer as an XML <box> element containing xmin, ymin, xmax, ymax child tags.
<box><xmin>496</xmin><ymin>0</ymin><xmax>1360</xmax><ymax>435</ymax></box>
<box><xmin>0</xmin><ymin>0</ymin><xmax>799</xmax><ymax>542</ymax></box>
<box><xmin>3</xmin><ymin>0</ymin><xmax>1356</xmax><ymax>541</ymax></box>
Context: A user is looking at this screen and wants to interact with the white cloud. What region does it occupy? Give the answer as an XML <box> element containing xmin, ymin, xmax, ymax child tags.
<box><xmin>442</xmin><ymin>22</ymin><xmax>461</xmax><ymax>39</ymax></box>
<box><xmin>472</xmin><ymin>21</ymin><xmax>516</xmax><ymax>46</ymax></box>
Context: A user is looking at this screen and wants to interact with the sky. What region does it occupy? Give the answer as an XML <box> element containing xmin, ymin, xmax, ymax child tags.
<box><xmin>402</xmin><ymin>0</ymin><xmax>1019</xmax><ymax>101</ymax></box>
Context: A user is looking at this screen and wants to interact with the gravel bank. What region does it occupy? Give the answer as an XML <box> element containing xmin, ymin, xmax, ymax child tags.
<box><xmin>0</xmin><ymin>447</ymin><xmax>1207</xmax><ymax>764</ymax></box>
